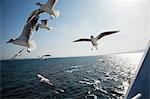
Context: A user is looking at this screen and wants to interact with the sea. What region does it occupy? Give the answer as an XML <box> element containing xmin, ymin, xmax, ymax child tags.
<box><xmin>1</xmin><ymin>53</ymin><xmax>143</xmax><ymax>99</ymax></box>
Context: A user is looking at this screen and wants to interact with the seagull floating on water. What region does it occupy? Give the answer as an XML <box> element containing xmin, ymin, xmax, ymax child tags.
<box><xmin>7</xmin><ymin>16</ymin><xmax>39</xmax><ymax>53</ymax></box>
<box><xmin>37</xmin><ymin>74</ymin><xmax>53</xmax><ymax>85</ymax></box>
<box><xmin>36</xmin><ymin>19</ymin><xmax>52</xmax><ymax>31</ymax></box>
<box><xmin>73</xmin><ymin>30</ymin><xmax>119</xmax><ymax>50</ymax></box>
<box><xmin>27</xmin><ymin>0</ymin><xmax>60</xmax><ymax>23</ymax></box>
<box><xmin>10</xmin><ymin>48</ymin><xmax>24</xmax><ymax>60</ymax></box>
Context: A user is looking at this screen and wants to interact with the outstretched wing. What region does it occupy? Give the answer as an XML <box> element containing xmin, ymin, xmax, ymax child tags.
<box><xmin>19</xmin><ymin>48</ymin><xmax>25</xmax><ymax>53</ymax></box>
<box><xmin>11</xmin><ymin>53</ymin><xmax>19</xmax><ymax>59</ymax></box>
<box><xmin>11</xmin><ymin>48</ymin><xmax>24</xmax><ymax>59</ymax></box>
<box><xmin>37</xmin><ymin>74</ymin><xmax>45</xmax><ymax>79</ymax></box>
<box><xmin>19</xmin><ymin>16</ymin><xmax>39</xmax><ymax>41</ymax></box>
<box><xmin>46</xmin><ymin>0</ymin><xmax>58</xmax><ymax>9</ymax></box>
<box><xmin>73</xmin><ymin>38</ymin><xmax>91</xmax><ymax>42</ymax></box>
<box><xmin>27</xmin><ymin>9</ymin><xmax>42</xmax><ymax>23</ymax></box>
<box><xmin>95</xmin><ymin>30</ymin><xmax>119</xmax><ymax>40</ymax></box>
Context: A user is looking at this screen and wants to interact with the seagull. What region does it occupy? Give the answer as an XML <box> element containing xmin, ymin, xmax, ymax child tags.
<box><xmin>73</xmin><ymin>30</ymin><xmax>119</xmax><ymax>50</ymax></box>
<box><xmin>37</xmin><ymin>74</ymin><xmax>53</xmax><ymax>86</ymax></box>
<box><xmin>10</xmin><ymin>48</ymin><xmax>24</xmax><ymax>59</ymax></box>
<box><xmin>27</xmin><ymin>0</ymin><xmax>60</xmax><ymax>23</ymax></box>
<box><xmin>7</xmin><ymin>16</ymin><xmax>39</xmax><ymax>53</ymax></box>
<box><xmin>39</xmin><ymin>54</ymin><xmax>51</xmax><ymax>60</ymax></box>
<box><xmin>35</xmin><ymin>19</ymin><xmax>52</xmax><ymax>31</ymax></box>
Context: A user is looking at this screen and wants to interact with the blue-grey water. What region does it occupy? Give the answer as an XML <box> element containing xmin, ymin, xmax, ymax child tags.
<box><xmin>1</xmin><ymin>53</ymin><xmax>143</xmax><ymax>99</ymax></box>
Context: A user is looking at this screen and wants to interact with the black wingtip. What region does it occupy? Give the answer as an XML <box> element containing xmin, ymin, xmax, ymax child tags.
<box><xmin>73</xmin><ymin>40</ymin><xmax>77</xmax><ymax>42</ymax></box>
<box><xmin>112</xmin><ymin>30</ymin><xmax>120</xmax><ymax>34</ymax></box>
<box><xmin>117</xmin><ymin>30</ymin><xmax>120</xmax><ymax>32</ymax></box>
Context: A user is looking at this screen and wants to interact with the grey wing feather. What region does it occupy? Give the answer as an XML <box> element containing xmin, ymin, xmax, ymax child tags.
<box><xmin>19</xmin><ymin>16</ymin><xmax>39</xmax><ymax>41</ymax></box>
<box><xmin>47</xmin><ymin>0</ymin><xmax>58</xmax><ymax>9</ymax></box>
<box><xmin>96</xmin><ymin>30</ymin><xmax>119</xmax><ymax>40</ymax></box>
<box><xmin>73</xmin><ymin>38</ymin><xmax>91</xmax><ymax>42</ymax></box>
<box><xmin>27</xmin><ymin>9</ymin><xmax>42</xmax><ymax>23</ymax></box>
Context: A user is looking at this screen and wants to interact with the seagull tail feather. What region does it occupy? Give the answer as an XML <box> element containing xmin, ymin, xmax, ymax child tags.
<box><xmin>27</xmin><ymin>40</ymin><xmax>36</xmax><ymax>52</ymax></box>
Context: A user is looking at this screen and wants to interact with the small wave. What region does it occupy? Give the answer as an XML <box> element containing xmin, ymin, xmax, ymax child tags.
<box><xmin>54</xmin><ymin>90</ymin><xmax>60</xmax><ymax>94</ymax></box>
<box><xmin>78</xmin><ymin>80</ymin><xmax>93</xmax><ymax>85</ymax></box>
<box><xmin>85</xmin><ymin>90</ymin><xmax>98</xmax><ymax>99</ymax></box>
<box><xmin>71</xmin><ymin>66</ymin><xmax>78</xmax><ymax>69</ymax></box>
<box><xmin>59</xmin><ymin>89</ymin><xmax>64</xmax><ymax>92</ymax></box>
<box><xmin>70</xmin><ymin>64</ymin><xmax>84</xmax><ymax>69</ymax></box>
<box><xmin>86</xmin><ymin>70</ymin><xmax>95</xmax><ymax>73</ymax></box>
<box><xmin>85</xmin><ymin>94</ymin><xmax>98</xmax><ymax>99</ymax></box>
<box><xmin>65</xmin><ymin>68</ymin><xmax>80</xmax><ymax>73</ymax></box>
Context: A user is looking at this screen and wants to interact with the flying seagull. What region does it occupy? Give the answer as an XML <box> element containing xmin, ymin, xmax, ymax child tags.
<box><xmin>73</xmin><ymin>30</ymin><xmax>119</xmax><ymax>50</ymax></box>
<box><xmin>27</xmin><ymin>0</ymin><xmax>60</xmax><ymax>23</ymax></box>
<box><xmin>37</xmin><ymin>74</ymin><xmax>53</xmax><ymax>85</ymax></box>
<box><xmin>10</xmin><ymin>48</ymin><xmax>24</xmax><ymax>60</ymax></box>
<box><xmin>39</xmin><ymin>54</ymin><xmax>51</xmax><ymax>60</ymax></box>
<box><xmin>7</xmin><ymin>16</ymin><xmax>39</xmax><ymax>53</ymax></box>
<box><xmin>35</xmin><ymin>19</ymin><xmax>52</xmax><ymax>31</ymax></box>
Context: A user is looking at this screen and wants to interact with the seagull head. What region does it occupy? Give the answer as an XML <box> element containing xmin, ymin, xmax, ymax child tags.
<box><xmin>6</xmin><ymin>38</ymin><xmax>15</xmax><ymax>43</ymax></box>
<box><xmin>35</xmin><ymin>2</ymin><xmax>41</xmax><ymax>6</ymax></box>
<box><xmin>90</xmin><ymin>36</ymin><xmax>94</xmax><ymax>39</ymax></box>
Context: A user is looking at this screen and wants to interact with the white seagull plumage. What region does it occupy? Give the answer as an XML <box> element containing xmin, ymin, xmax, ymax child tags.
<box><xmin>10</xmin><ymin>48</ymin><xmax>24</xmax><ymax>59</ymax></box>
<box><xmin>73</xmin><ymin>30</ymin><xmax>120</xmax><ymax>50</ymax></box>
<box><xmin>7</xmin><ymin>16</ymin><xmax>39</xmax><ymax>52</ymax></box>
<box><xmin>37</xmin><ymin>74</ymin><xmax>53</xmax><ymax>85</ymax></box>
<box><xmin>27</xmin><ymin>0</ymin><xmax>60</xmax><ymax>23</ymax></box>
<box><xmin>36</xmin><ymin>19</ymin><xmax>52</xmax><ymax>31</ymax></box>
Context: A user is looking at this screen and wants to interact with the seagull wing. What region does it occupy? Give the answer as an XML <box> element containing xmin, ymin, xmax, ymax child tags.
<box><xmin>19</xmin><ymin>48</ymin><xmax>25</xmax><ymax>53</ymax></box>
<box><xmin>73</xmin><ymin>38</ymin><xmax>91</xmax><ymax>42</ymax></box>
<box><xmin>19</xmin><ymin>16</ymin><xmax>39</xmax><ymax>41</ymax></box>
<box><xmin>11</xmin><ymin>48</ymin><xmax>24</xmax><ymax>59</ymax></box>
<box><xmin>37</xmin><ymin>74</ymin><xmax>45</xmax><ymax>79</ymax></box>
<box><xmin>27</xmin><ymin>9</ymin><xmax>43</xmax><ymax>23</ymax></box>
<box><xmin>11</xmin><ymin>53</ymin><xmax>19</xmax><ymax>59</ymax></box>
<box><xmin>95</xmin><ymin>30</ymin><xmax>119</xmax><ymax>40</ymax></box>
<box><xmin>46</xmin><ymin>0</ymin><xmax>58</xmax><ymax>9</ymax></box>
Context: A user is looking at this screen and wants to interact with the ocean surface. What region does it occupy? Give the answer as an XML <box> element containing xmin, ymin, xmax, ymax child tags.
<box><xmin>1</xmin><ymin>53</ymin><xmax>143</xmax><ymax>99</ymax></box>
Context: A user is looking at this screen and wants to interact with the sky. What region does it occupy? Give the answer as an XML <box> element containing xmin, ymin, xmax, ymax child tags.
<box><xmin>0</xmin><ymin>0</ymin><xmax>150</xmax><ymax>59</ymax></box>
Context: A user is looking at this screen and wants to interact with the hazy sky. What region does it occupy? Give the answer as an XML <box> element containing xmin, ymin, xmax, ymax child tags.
<box><xmin>1</xmin><ymin>0</ymin><xmax>150</xmax><ymax>59</ymax></box>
